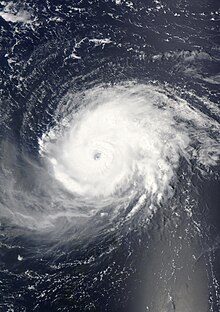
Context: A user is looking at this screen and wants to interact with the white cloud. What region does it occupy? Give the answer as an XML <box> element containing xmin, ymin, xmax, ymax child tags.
<box><xmin>0</xmin><ymin>1</ymin><xmax>31</xmax><ymax>24</ymax></box>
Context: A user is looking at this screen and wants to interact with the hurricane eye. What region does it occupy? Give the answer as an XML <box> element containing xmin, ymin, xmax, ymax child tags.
<box><xmin>93</xmin><ymin>151</ymin><xmax>102</xmax><ymax>160</ymax></box>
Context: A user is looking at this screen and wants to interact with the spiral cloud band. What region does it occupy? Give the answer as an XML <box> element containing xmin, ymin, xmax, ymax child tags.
<box><xmin>0</xmin><ymin>82</ymin><xmax>219</xmax><ymax>231</ymax></box>
<box><xmin>39</xmin><ymin>83</ymin><xmax>219</xmax><ymax>211</ymax></box>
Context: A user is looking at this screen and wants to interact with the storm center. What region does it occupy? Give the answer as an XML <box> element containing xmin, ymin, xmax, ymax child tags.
<box><xmin>93</xmin><ymin>151</ymin><xmax>102</xmax><ymax>160</ymax></box>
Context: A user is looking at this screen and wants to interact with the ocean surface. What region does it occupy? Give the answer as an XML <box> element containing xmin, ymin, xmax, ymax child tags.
<box><xmin>0</xmin><ymin>0</ymin><xmax>220</xmax><ymax>311</ymax></box>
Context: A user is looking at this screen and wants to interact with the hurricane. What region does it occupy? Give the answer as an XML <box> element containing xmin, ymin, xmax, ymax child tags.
<box><xmin>39</xmin><ymin>82</ymin><xmax>218</xmax><ymax>208</ymax></box>
<box><xmin>0</xmin><ymin>0</ymin><xmax>220</xmax><ymax>311</ymax></box>
<box><xmin>2</xmin><ymin>82</ymin><xmax>218</xmax><ymax>233</ymax></box>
